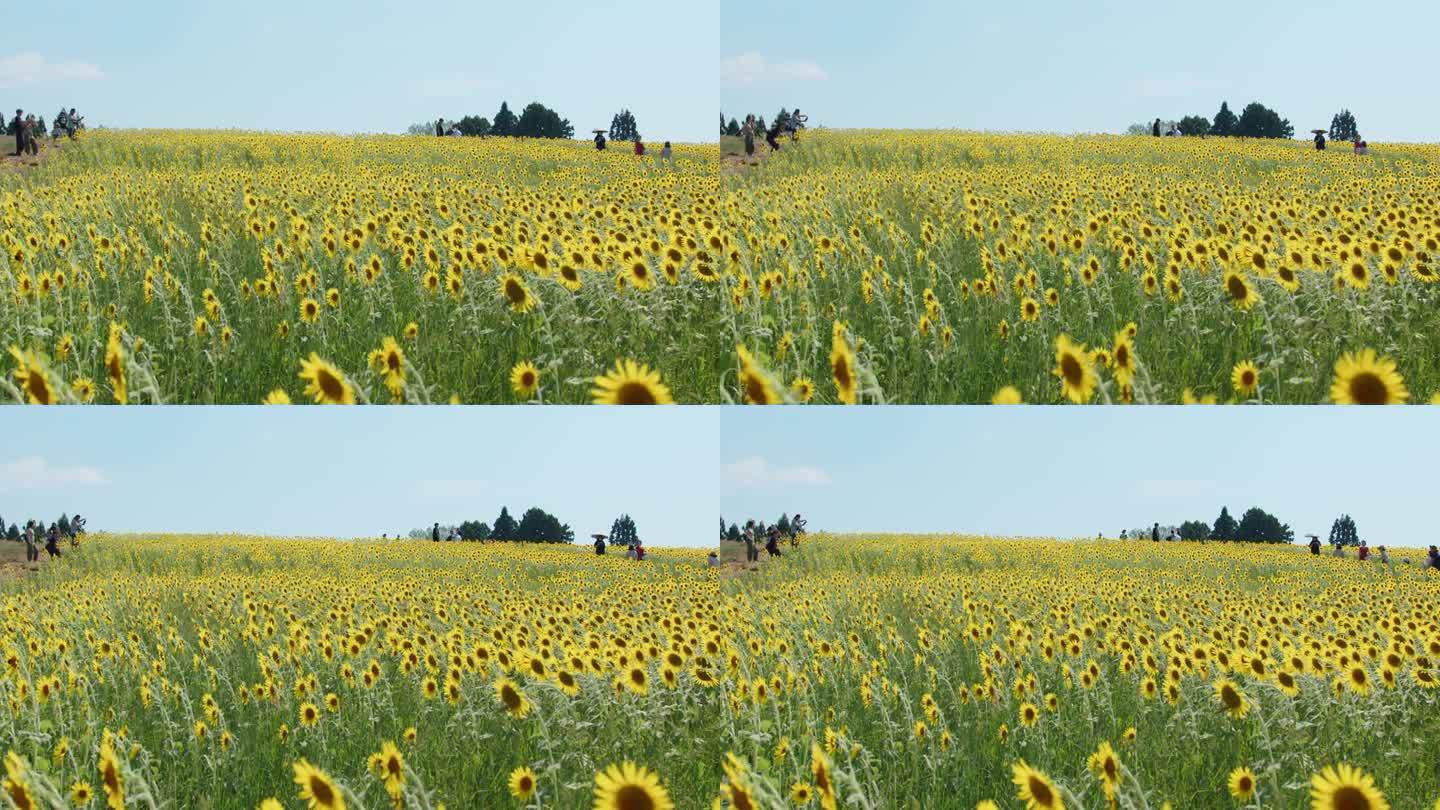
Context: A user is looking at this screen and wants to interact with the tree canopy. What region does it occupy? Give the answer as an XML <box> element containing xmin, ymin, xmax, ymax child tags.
<box><xmin>1236</xmin><ymin>507</ymin><xmax>1294</xmax><ymax>543</ymax></box>
<box><xmin>1329</xmin><ymin>109</ymin><xmax>1359</xmax><ymax>141</ymax></box>
<box><xmin>1211</xmin><ymin>507</ymin><xmax>1238</xmax><ymax>541</ymax></box>
<box><xmin>1328</xmin><ymin>514</ymin><xmax>1360</xmax><ymax>547</ymax></box>
<box><xmin>1209</xmin><ymin>101</ymin><xmax>1238</xmax><ymax>136</ymax></box>
<box><xmin>1235</xmin><ymin>102</ymin><xmax>1294</xmax><ymax>139</ymax></box>
<box><xmin>609</xmin><ymin>110</ymin><xmax>640</xmax><ymax>142</ymax></box>
<box><xmin>610</xmin><ymin>514</ymin><xmax>639</xmax><ymax>547</ymax></box>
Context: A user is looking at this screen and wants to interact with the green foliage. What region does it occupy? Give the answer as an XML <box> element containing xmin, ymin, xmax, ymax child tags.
<box><xmin>457</xmin><ymin>115</ymin><xmax>491</xmax><ymax>137</ymax></box>
<box><xmin>1178</xmin><ymin>519</ymin><xmax>1210</xmax><ymax>540</ymax></box>
<box><xmin>1235</xmin><ymin>102</ymin><xmax>1294</xmax><ymax>139</ymax></box>
<box><xmin>1177</xmin><ymin>115</ymin><xmax>1211</xmax><ymax>137</ymax></box>
<box><xmin>1210</xmin><ymin>101</ymin><xmax>1238</xmax><ymax>136</ymax></box>
<box><xmin>1329</xmin><ymin>514</ymin><xmax>1360</xmax><ymax>547</ymax></box>
<box><xmin>1212</xmin><ymin>507</ymin><xmax>1238</xmax><ymax>541</ymax></box>
<box><xmin>57</xmin><ymin>514</ymin><xmax>71</xmax><ymax>537</ymax></box>
<box><xmin>491</xmin><ymin>506</ymin><xmax>518</xmax><ymax>541</ymax></box>
<box><xmin>491</xmin><ymin>101</ymin><xmax>518</xmax><ymax>137</ymax></box>
<box><xmin>457</xmin><ymin>520</ymin><xmax>490</xmax><ymax>541</ymax></box>
<box><xmin>4</xmin><ymin>523</ymin><xmax>17</xmax><ymax>542</ymax></box>
<box><xmin>776</xmin><ymin>514</ymin><xmax>792</xmax><ymax>535</ymax></box>
<box><xmin>1236</xmin><ymin>506</ymin><xmax>1294</xmax><ymax>543</ymax></box>
<box><xmin>725</xmin><ymin>523</ymin><xmax>741</xmax><ymax>542</ymax></box>
<box><xmin>609</xmin><ymin>109</ymin><xmax>641</xmax><ymax>142</ymax></box>
<box><xmin>611</xmin><ymin>514</ymin><xmax>639</xmax><ymax>547</ymax></box>
<box><xmin>725</xmin><ymin>117</ymin><xmax>741</xmax><ymax>137</ymax></box>
<box><xmin>516</xmin><ymin>507</ymin><xmax>573</xmax><ymax>543</ymax></box>
<box><xmin>1329</xmin><ymin>109</ymin><xmax>1359</xmax><ymax>141</ymax></box>
<box><xmin>514</xmin><ymin>102</ymin><xmax>574</xmax><ymax>139</ymax></box>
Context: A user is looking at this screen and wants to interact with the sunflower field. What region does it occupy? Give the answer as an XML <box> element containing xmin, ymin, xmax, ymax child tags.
<box><xmin>2</xmin><ymin>132</ymin><xmax>722</xmax><ymax>404</ymax></box>
<box><xmin>722</xmin><ymin>131</ymin><xmax>1440</xmax><ymax>404</ymax></box>
<box><xmin>718</xmin><ymin>535</ymin><xmax>1440</xmax><ymax>809</ymax></box>
<box><xmin>0</xmin><ymin>536</ymin><xmax>723</xmax><ymax>808</ymax></box>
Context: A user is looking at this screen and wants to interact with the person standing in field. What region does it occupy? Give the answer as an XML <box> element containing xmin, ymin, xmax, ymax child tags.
<box><xmin>1309</xmin><ymin>535</ymin><xmax>1322</xmax><ymax>555</ymax></box>
<box><xmin>1314</xmin><ymin>131</ymin><xmax>1326</xmax><ymax>150</ymax></box>
<box><xmin>45</xmin><ymin>523</ymin><xmax>61</xmax><ymax>559</ymax></box>
<box><xmin>435</xmin><ymin>118</ymin><xmax>445</xmax><ymax>137</ymax></box>
<box><xmin>431</xmin><ymin>522</ymin><xmax>440</xmax><ymax>542</ymax></box>
<box><xmin>1377</xmin><ymin>545</ymin><xmax>1390</xmax><ymax>566</ymax></box>
<box><xmin>633</xmin><ymin>139</ymin><xmax>645</xmax><ymax>156</ymax></box>
<box><xmin>1333</xmin><ymin>543</ymin><xmax>1345</xmax><ymax>559</ymax></box>
<box><xmin>1357</xmin><ymin>540</ymin><xmax>1370</xmax><ymax>561</ymax></box>
<box><xmin>593</xmin><ymin>131</ymin><xmax>607</xmax><ymax>151</ymax></box>
<box><xmin>742</xmin><ymin>115</ymin><xmax>756</xmax><ymax>159</ymax></box>
<box><xmin>594</xmin><ymin>535</ymin><xmax>606</xmax><ymax>555</ymax></box>
<box><xmin>1152</xmin><ymin>118</ymin><xmax>1161</xmax><ymax>137</ymax></box>
<box><xmin>22</xmin><ymin>521</ymin><xmax>38</xmax><ymax>563</ymax></box>
<box><xmin>659</xmin><ymin>141</ymin><xmax>672</xmax><ymax>166</ymax></box>
<box><xmin>743</xmin><ymin>520</ymin><xmax>758</xmax><ymax>563</ymax></box>
<box><xmin>1151</xmin><ymin>523</ymin><xmax>1160</xmax><ymax>542</ymax></box>
<box><xmin>1426</xmin><ymin>546</ymin><xmax>1440</xmax><ymax>570</ymax></box>
<box><xmin>10</xmin><ymin>109</ymin><xmax>24</xmax><ymax>156</ymax></box>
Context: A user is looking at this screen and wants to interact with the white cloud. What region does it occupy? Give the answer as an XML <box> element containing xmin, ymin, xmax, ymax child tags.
<box><xmin>0</xmin><ymin>52</ymin><xmax>105</xmax><ymax>88</ymax></box>
<box><xmin>720</xmin><ymin>52</ymin><xmax>828</xmax><ymax>87</ymax></box>
<box><xmin>0</xmin><ymin>456</ymin><xmax>106</xmax><ymax>491</ymax></box>
<box><xmin>722</xmin><ymin>456</ymin><xmax>831</xmax><ymax>488</ymax></box>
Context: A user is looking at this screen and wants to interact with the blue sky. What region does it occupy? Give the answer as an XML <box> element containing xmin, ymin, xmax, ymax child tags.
<box><xmin>722</xmin><ymin>0</ymin><xmax>1440</xmax><ymax>142</ymax></box>
<box><xmin>0</xmin><ymin>407</ymin><xmax>717</xmax><ymax>547</ymax></box>
<box><xmin>722</xmin><ymin>408</ymin><xmax>1440</xmax><ymax>547</ymax></box>
<box><xmin>3</xmin><ymin>0</ymin><xmax>718</xmax><ymax>142</ymax></box>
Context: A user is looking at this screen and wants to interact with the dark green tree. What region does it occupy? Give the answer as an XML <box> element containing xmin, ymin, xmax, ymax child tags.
<box><xmin>5</xmin><ymin>523</ymin><xmax>17</xmax><ymax>542</ymax></box>
<box><xmin>1235</xmin><ymin>102</ymin><xmax>1294</xmax><ymax>139</ymax></box>
<box><xmin>1328</xmin><ymin>514</ymin><xmax>1359</xmax><ymax>547</ymax></box>
<box><xmin>611</xmin><ymin>514</ymin><xmax>639</xmax><ymax>548</ymax></box>
<box><xmin>720</xmin><ymin>112</ymin><xmax>727</xmax><ymax>136</ymax></box>
<box><xmin>726</xmin><ymin>523</ymin><xmax>741</xmax><ymax>542</ymax></box>
<box><xmin>1329</xmin><ymin>109</ymin><xmax>1359</xmax><ymax>141</ymax></box>
<box><xmin>491</xmin><ymin>506</ymin><xmax>518</xmax><ymax>541</ymax></box>
<box><xmin>1210</xmin><ymin>101</ymin><xmax>1238</xmax><ymax>136</ymax></box>
<box><xmin>1212</xmin><ymin>507</ymin><xmax>1238</xmax><ymax>541</ymax></box>
<box><xmin>457</xmin><ymin>115</ymin><xmax>491</xmax><ymax>137</ymax></box>
<box><xmin>725</xmin><ymin>118</ymin><xmax>741</xmax><ymax>137</ymax></box>
<box><xmin>1178</xmin><ymin>115</ymin><xmax>1211</xmax><ymax>136</ymax></box>
<box><xmin>491</xmin><ymin>102</ymin><xmax>518</xmax><ymax>137</ymax></box>
<box><xmin>516</xmin><ymin>507</ymin><xmax>573</xmax><ymax>543</ymax></box>
<box><xmin>58</xmin><ymin>514</ymin><xmax>71</xmax><ymax>537</ymax></box>
<box><xmin>1236</xmin><ymin>507</ymin><xmax>1294</xmax><ymax>543</ymax></box>
<box><xmin>608</xmin><ymin>109</ymin><xmax>640</xmax><ymax>142</ymax></box>
<box><xmin>1178</xmin><ymin>520</ymin><xmax>1211</xmax><ymax>540</ymax></box>
<box><xmin>776</xmin><ymin>514</ymin><xmax>792</xmax><ymax>535</ymax></box>
<box><xmin>457</xmin><ymin>520</ymin><xmax>490</xmax><ymax>541</ymax></box>
<box><xmin>773</xmin><ymin>108</ymin><xmax>791</xmax><ymax>132</ymax></box>
<box><xmin>515</xmin><ymin>102</ymin><xmax>574</xmax><ymax>139</ymax></box>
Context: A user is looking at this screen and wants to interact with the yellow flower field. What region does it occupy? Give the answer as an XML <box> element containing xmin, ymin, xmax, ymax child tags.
<box><xmin>719</xmin><ymin>534</ymin><xmax>1440</xmax><ymax>808</ymax></box>
<box><xmin>2</xmin><ymin>132</ymin><xmax>722</xmax><ymax>404</ymax></box>
<box><xmin>722</xmin><ymin>131</ymin><xmax>1440</xmax><ymax>404</ymax></box>
<box><xmin>0</xmin><ymin>536</ymin><xmax>723</xmax><ymax>807</ymax></box>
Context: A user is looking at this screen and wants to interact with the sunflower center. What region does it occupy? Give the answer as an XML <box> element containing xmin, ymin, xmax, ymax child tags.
<box><xmin>1028</xmin><ymin>776</ymin><xmax>1054</xmax><ymax>806</ymax></box>
<box><xmin>309</xmin><ymin>777</ymin><xmax>335</xmax><ymax>805</ymax></box>
<box><xmin>1060</xmin><ymin>354</ymin><xmax>1083</xmax><ymax>386</ymax></box>
<box><xmin>615</xmin><ymin>784</ymin><xmax>655</xmax><ymax>810</ymax></box>
<box><xmin>1346</xmin><ymin>372</ymin><xmax>1389</xmax><ymax>404</ymax></box>
<box><xmin>1332</xmin><ymin>786</ymin><xmax>1371</xmax><ymax>810</ymax></box>
<box><xmin>614</xmin><ymin>382</ymin><xmax>658</xmax><ymax>405</ymax></box>
<box><xmin>318</xmin><ymin>371</ymin><xmax>345</xmax><ymax>402</ymax></box>
<box><xmin>1227</xmin><ymin>277</ymin><xmax>1247</xmax><ymax>299</ymax></box>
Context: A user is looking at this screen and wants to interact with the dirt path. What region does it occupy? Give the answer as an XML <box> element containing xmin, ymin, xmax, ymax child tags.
<box><xmin>1</xmin><ymin>137</ymin><xmax>67</xmax><ymax>173</ymax></box>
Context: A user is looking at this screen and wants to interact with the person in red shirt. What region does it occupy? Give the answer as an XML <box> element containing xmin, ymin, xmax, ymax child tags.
<box><xmin>1357</xmin><ymin>541</ymin><xmax>1370</xmax><ymax>561</ymax></box>
<box><xmin>633</xmin><ymin>139</ymin><xmax>645</xmax><ymax>157</ymax></box>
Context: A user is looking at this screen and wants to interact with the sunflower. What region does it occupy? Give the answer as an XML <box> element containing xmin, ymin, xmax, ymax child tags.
<box><xmin>263</xmin><ymin>388</ymin><xmax>292</xmax><ymax>405</ymax></box>
<box><xmin>298</xmin><ymin>701</ymin><xmax>320</xmax><ymax>727</ymax></box>
<box><xmin>592</xmin><ymin>761</ymin><xmax>674</xmax><ymax>810</ymax></box>
<box><xmin>1222</xmin><ymin>270</ymin><xmax>1260</xmax><ymax>310</ymax></box>
<box><xmin>591</xmin><ymin>359</ymin><xmax>674</xmax><ymax>405</ymax></box>
<box><xmin>1310</xmin><ymin>764</ymin><xmax>1388</xmax><ymax>810</ymax></box>
<box><xmin>1228</xmin><ymin>766</ymin><xmax>1257</xmax><ymax>800</ymax></box>
<box><xmin>71</xmin><ymin>781</ymin><xmax>95</xmax><ymax>805</ymax></box>
<box><xmin>104</xmin><ymin>322</ymin><xmax>127</xmax><ymax>404</ymax></box>
<box><xmin>992</xmin><ymin>385</ymin><xmax>1023</xmax><ymax>404</ymax></box>
<box><xmin>509</xmin><ymin>766</ymin><xmax>537</xmax><ymax>800</ymax></box>
<box><xmin>1111</xmin><ymin>332</ymin><xmax>1136</xmax><ymax>385</ymax></box>
<box><xmin>1087</xmin><ymin>742</ymin><xmax>1121</xmax><ymax>803</ymax></box>
<box><xmin>737</xmin><ymin>346</ymin><xmax>780</xmax><ymax>404</ymax></box>
<box><xmin>791</xmin><ymin>376</ymin><xmax>815</xmax><ymax>403</ymax></box>
<box><xmin>1330</xmin><ymin>349</ymin><xmax>1408</xmax><ymax>404</ymax></box>
<box><xmin>830</xmin><ymin>324</ymin><xmax>858</xmax><ymax>405</ymax></box>
<box><xmin>1231</xmin><ymin>360</ymin><xmax>1260</xmax><ymax>397</ymax></box>
<box><xmin>1020</xmin><ymin>296</ymin><xmax>1040</xmax><ymax>322</ymax></box>
<box><xmin>494</xmin><ymin>677</ymin><xmax>532</xmax><ymax>718</ymax></box>
<box><xmin>293</xmin><ymin>759</ymin><xmax>346</xmax><ymax>810</ymax></box>
<box><xmin>790</xmin><ymin>781</ymin><xmax>815</xmax><ymax>805</ymax></box>
<box><xmin>499</xmin><ymin>273</ymin><xmax>536</xmax><ymax>313</ymax></box>
<box><xmin>299</xmin><ymin>354</ymin><xmax>355</xmax><ymax>405</ymax></box>
<box><xmin>1053</xmin><ymin>334</ymin><xmax>1095</xmax><ymax>403</ymax></box>
<box><xmin>510</xmin><ymin>360</ymin><xmax>540</xmax><ymax>399</ymax></box>
<box><xmin>1012</xmin><ymin>760</ymin><xmax>1064</xmax><ymax>810</ymax></box>
<box><xmin>299</xmin><ymin>297</ymin><xmax>321</xmax><ymax>323</ymax></box>
<box><xmin>98</xmin><ymin>737</ymin><xmax>123</xmax><ymax>810</ymax></box>
<box><xmin>1213</xmin><ymin>678</ymin><xmax>1249</xmax><ymax>719</ymax></box>
<box><xmin>372</xmin><ymin>742</ymin><xmax>405</xmax><ymax>800</ymax></box>
<box><xmin>811</xmin><ymin>743</ymin><xmax>837</xmax><ymax>810</ymax></box>
<box><xmin>8</xmin><ymin>348</ymin><xmax>55</xmax><ymax>404</ymax></box>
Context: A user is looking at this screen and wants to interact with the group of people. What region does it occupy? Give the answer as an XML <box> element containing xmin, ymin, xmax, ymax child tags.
<box><xmin>738</xmin><ymin>109</ymin><xmax>807</xmax><ymax>160</ymax></box>
<box><xmin>591</xmin><ymin>131</ymin><xmax>675</xmax><ymax>165</ymax></box>
<box><xmin>9</xmin><ymin>107</ymin><xmax>82</xmax><ymax>156</ymax></box>
<box><xmin>1312</xmin><ymin>131</ymin><xmax>1369</xmax><ymax>154</ymax></box>
<box><xmin>1307</xmin><ymin>535</ymin><xmax>1440</xmax><ymax>569</ymax></box>
<box><xmin>19</xmin><ymin>515</ymin><xmax>84</xmax><ymax>562</ymax></box>
<box><xmin>591</xmin><ymin>533</ymin><xmax>647</xmax><ymax>561</ymax></box>
<box><xmin>738</xmin><ymin>514</ymin><xmax>806</xmax><ymax>562</ymax></box>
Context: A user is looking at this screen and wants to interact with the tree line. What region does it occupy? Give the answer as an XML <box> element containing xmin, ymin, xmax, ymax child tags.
<box><xmin>720</xmin><ymin>108</ymin><xmax>803</xmax><ymax>137</ymax></box>
<box><xmin>409</xmin><ymin>505</ymin><xmax>574</xmax><ymax>543</ymax></box>
<box><xmin>1131</xmin><ymin>505</ymin><xmax>1298</xmax><ymax>543</ymax></box>
<box><xmin>1129</xmin><ymin>101</ymin><xmax>1362</xmax><ymax>141</ymax></box>
<box><xmin>0</xmin><ymin>512</ymin><xmax>75</xmax><ymax>541</ymax></box>
<box><xmin>719</xmin><ymin>514</ymin><xmax>797</xmax><ymax>541</ymax></box>
<box><xmin>408</xmin><ymin>100</ymin><xmax>575</xmax><ymax>139</ymax></box>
